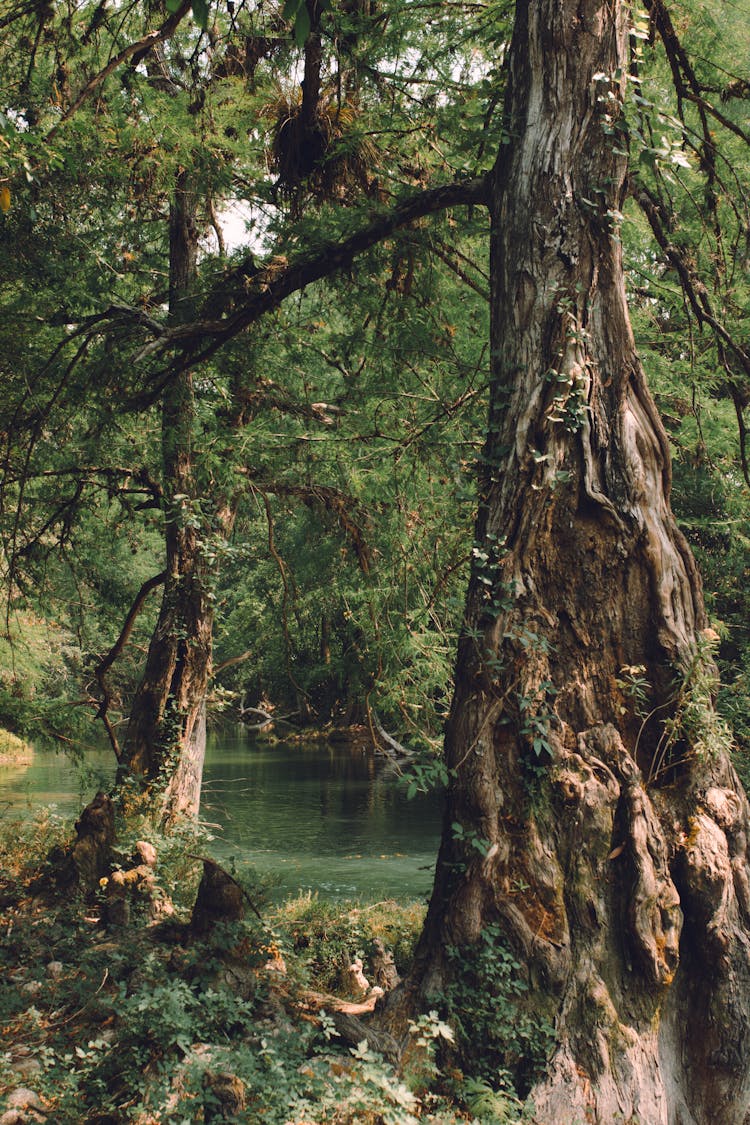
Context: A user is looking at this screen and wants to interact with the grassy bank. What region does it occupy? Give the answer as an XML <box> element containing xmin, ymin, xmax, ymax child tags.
<box><xmin>0</xmin><ymin>728</ymin><xmax>33</xmax><ymax>765</ymax></box>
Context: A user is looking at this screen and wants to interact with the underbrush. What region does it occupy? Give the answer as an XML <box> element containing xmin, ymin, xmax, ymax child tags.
<box><xmin>272</xmin><ymin>892</ymin><xmax>425</xmax><ymax>995</ymax></box>
<box><xmin>0</xmin><ymin>811</ymin><xmax>535</xmax><ymax>1124</ymax></box>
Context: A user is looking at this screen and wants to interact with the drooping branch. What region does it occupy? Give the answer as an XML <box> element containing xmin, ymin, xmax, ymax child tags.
<box><xmin>679</xmin><ymin>89</ymin><xmax>750</xmax><ymax>149</ymax></box>
<box><xmin>428</xmin><ymin>238</ymin><xmax>490</xmax><ymax>300</ymax></box>
<box><xmin>252</xmin><ymin>487</ymin><xmax>309</xmax><ymax>708</ymax></box>
<box><xmin>263</xmin><ymin>481</ymin><xmax>372</xmax><ymax>575</ymax></box>
<box><xmin>633</xmin><ymin>183</ymin><xmax>750</xmax><ymax>382</ymax></box>
<box><xmin>731</xmin><ymin>386</ymin><xmax>750</xmax><ymax>489</ymax></box>
<box><xmin>643</xmin><ymin>0</ymin><xmax>714</xmax><ymax>149</ymax></box>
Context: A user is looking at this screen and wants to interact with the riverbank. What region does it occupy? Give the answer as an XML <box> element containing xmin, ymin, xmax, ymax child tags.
<box><xmin>0</xmin><ymin>807</ymin><xmax>506</xmax><ymax>1124</ymax></box>
<box><xmin>0</xmin><ymin>728</ymin><xmax>33</xmax><ymax>766</ymax></box>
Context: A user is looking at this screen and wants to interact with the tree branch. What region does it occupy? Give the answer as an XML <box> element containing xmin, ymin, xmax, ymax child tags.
<box><xmin>137</xmin><ymin>175</ymin><xmax>490</xmax><ymax>368</ymax></box>
<box><xmin>93</xmin><ymin>570</ymin><xmax>167</xmax><ymax>761</ymax></box>
<box><xmin>45</xmin><ymin>0</ymin><xmax>193</xmax><ymax>141</ymax></box>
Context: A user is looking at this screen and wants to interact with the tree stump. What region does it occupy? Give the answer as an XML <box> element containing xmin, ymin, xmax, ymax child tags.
<box><xmin>190</xmin><ymin>860</ymin><xmax>245</xmax><ymax>935</ymax></box>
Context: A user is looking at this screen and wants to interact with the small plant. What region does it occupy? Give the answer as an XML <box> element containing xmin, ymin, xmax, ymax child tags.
<box><xmin>616</xmin><ymin>663</ymin><xmax>651</xmax><ymax>719</ymax></box>
<box><xmin>460</xmin><ymin>1074</ymin><xmax>526</xmax><ymax>1123</ymax></box>
<box><xmin>451</xmin><ymin>820</ymin><xmax>492</xmax><ymax>857</ymax></box>
<box><xmin>644</xmin><ymin>630</ymin><xmax>733</xmax><ymax>784</ymax></box>
<box><xmin>441</xmin><ymin>922</ymin><xmax>555</xmax><ymax>1099</ymax></box>
<box><xmin>403</xmin><ymin>1009</ymin><xmax>456</xmax><ymax>1093</ymax></box>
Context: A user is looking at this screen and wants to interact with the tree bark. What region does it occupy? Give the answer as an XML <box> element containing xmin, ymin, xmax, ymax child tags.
<box><xmin>400</xmin><ymin>3</ymin><xmax>750</xmax><ymax>1122</ymax></box>
<box><xmin>122</xmin><ymin>177</ymin><xmax>232</xmax><ymax>824</ymax></box>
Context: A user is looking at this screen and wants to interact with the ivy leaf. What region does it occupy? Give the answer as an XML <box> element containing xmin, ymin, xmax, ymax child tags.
<box><xmin>281</xmin><ymin>0</ymin><xmax>311</xmax><ymax>46</ymax></box>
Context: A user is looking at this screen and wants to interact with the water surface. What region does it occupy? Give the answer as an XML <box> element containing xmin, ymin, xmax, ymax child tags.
<box><xmin>0</xmin><ymin>732</ymin><xmax>442</xmax><ymax>902</ymax></box>
<box><xmin>202</xmin><ymin>733</ymin><xmax>441</xmax><ymax>900</ymax></box>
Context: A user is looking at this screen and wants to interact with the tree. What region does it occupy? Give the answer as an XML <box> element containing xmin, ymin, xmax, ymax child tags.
<box><xmin>3</xmin><ymin>23</ymin><xmax>750</xmax><ymax>1116</ymax></box>
<box><xmin>0</xmin><ymin>0</ymin><xmax>492</xmax><ymax>812</ymax></box>
<box><xmin>376</xmin><ymin>1</ymin><xmax>750</xmax><ymax>1121</ymax></box>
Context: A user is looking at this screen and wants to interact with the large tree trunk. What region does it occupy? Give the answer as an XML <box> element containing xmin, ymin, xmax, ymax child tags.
<box><xmin>122</xmin><ymin>178</ymin><xmax>228</xmax><ymax>824</ymax></box>
<box><xmin>401</xmin><ymin>2</ymin><xmax>750</xmax><ymax>1121</ymax></box>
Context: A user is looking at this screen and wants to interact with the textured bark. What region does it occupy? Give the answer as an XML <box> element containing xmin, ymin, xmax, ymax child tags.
<box><xmin>122</xmin><ymin>179</ymin><xmax>231</xmax><ymax>823</ymax></box>
<box><xmin>400</xmin><ymin>2</ymin><xmax>750</xmax><ymax>1122</ymax></box>
<box><xmin>190</xmin><ymin>859</ymin><xmax>246</xmax><ymax>935</ymax></box>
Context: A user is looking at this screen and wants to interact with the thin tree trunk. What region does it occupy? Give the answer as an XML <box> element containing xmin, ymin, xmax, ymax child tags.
<box><xmin>122</xmin><ymin>177</ymin><xmax>224</xmax><ymax>824</ymax></box>
<box><xmin>397</xmin><ymin>3</ymin><xmax>750</xmax><ymax>1121</ymax></box>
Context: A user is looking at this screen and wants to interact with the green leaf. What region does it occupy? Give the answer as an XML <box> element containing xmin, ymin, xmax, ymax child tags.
<box><xmin>165</xmin><ymin>0</ymin><xmax>182</xmax><ymax>11</ymax></box>
<box><xmin>191</xmin><ymin>0</ymin><xmax>209</xmax><ymax>28</ymax></box>
<box><xmin>282</xmin><ymin>0</ymin><xmax>301</xmax><ymax>20</ymax></box>
<box><xmin>294</xmin><ymin>4</ymin><xmax>311</xmax><ymax>47</ymax></box>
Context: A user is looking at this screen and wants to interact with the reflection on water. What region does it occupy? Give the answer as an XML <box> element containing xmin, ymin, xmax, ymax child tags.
<box><xmin>0</xmin><ymin>731</ymin><xmax>442</xmax><ymax>902</ymax></box>
<box><xmin>202</xmin><ymin>732</ymin><xmax>441</xmax><ymax>901</ymax></box>
<box><xmin>0</xmin><ymin>746</ymin><xmax>115</xmax><ymax>820</ymax></box>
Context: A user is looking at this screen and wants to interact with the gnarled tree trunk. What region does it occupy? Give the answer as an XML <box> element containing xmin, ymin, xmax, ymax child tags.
<box><xmin>402</xmin><ymin>2</ymin><xmax>750</xmax><ymax>1121</ymax></box>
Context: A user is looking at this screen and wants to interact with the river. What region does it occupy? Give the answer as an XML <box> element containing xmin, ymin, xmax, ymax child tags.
<box><xmin>0</xmin><ymin>731</ymin><xmax>442</xmax><ymax>902</ymax></box>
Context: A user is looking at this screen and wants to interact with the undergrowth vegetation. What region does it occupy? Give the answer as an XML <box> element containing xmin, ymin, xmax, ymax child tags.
<box><xmin>0</xmin><ymin>810</ymin><xmax>539</xmax><ymax>1124</ymax></box>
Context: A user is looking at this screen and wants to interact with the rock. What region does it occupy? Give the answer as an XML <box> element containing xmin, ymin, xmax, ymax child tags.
<box><xmin>3</xmin><ymin>1088</ymin><xmax>46</xmax><ymax>1121</ymax></box>
<box><xmin>134</xmin><ymin>840</ymin><xmax>157</xmax><ymax>868</ymax></box>
<box><xmin>10</xmin><ymin>1059</ymin><xmax>42</xmax><ymax>1080</ymax></box>
<box><xmin>6</xmin><ymin>1090</ymin><xmax>44</xmax><ymax>1111</ymax></box>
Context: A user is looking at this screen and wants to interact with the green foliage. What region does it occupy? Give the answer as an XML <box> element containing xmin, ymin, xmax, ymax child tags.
<box><xmin>0</xmin><ymin>806</ymin><xmax>69</xmax><ymax>902</ymax></box>
<box><xmin>643</xmin><ymin>631</ymin><xmax>734</xmax><ymax>785</ymax></box>
<box><xmin>0</xmin><ymin>811</ymin><xmax>470</xmax><ymax>1125</ymax></box>
<box><xmin>441</xmin><ymin>923</ymin><xmax>555</xmax><ymax>1099</ymax></box>
<box><xmin>272</xmin><ymin>892</ymin><xmax>425</xmax><ymax>992</ymax></box>
<box><xmin>0</xmin><ymin>613</ymin><xmax>86</xmax><ymax>742</ymax></box>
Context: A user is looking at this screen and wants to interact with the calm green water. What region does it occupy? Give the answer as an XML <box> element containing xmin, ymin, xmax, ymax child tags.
<box><xmin>0</xmin><ymin>732</ymin><xmax>442</xmax><ymax>902</ymax></box>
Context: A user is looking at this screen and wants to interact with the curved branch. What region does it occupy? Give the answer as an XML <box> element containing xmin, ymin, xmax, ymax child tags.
<box><xmin>136</xmin><ymin>175</ymin><xmax>490</xmax><ymax>368</ymax></box>
<box><xmin>94</xmin><ymin>570</ymin><xmax>167</xmax><ymax>760</ymax></box>
<box><xmin>213</xmin><ymin>649</ymin><xmax>253</xmax><ymax>675</ymax></box>
<box><xmin>680</xmin><ymin>89</ymin><xmax>750</xmax><ymax>149</ymax></box>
